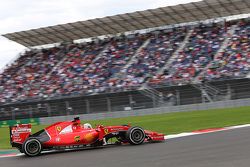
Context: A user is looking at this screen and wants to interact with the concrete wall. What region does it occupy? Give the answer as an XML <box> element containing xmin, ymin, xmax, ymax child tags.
<box><xmin>39</xmin><ymin>98</ymin><xmax>250</xmax><ymax>125</ymax></box>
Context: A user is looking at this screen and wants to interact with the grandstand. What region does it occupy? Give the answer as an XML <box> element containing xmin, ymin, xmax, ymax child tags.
<box><xmin>0</xmin><ymin>0</ymin><xmax>249</xmax><ymax>121</ymax></box>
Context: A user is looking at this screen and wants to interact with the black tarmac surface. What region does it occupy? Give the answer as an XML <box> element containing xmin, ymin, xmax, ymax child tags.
<box><xmin>1</xmin><ymin>127</ymin><xmax>250</xmax><ymax>167</ymax></box>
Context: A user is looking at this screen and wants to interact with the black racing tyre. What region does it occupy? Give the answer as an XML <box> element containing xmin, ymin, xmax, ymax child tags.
<box><xmin>22</xmin><ymin>138</ymin><xmax>42</xmax><ymax>157</ymax></box>
<box><xmin>126</xmin><ymin>127</ymin><xmax>145</xmax><ymax>145</ymax></box>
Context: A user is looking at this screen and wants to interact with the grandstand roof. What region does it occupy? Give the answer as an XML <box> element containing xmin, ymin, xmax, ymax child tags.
<box><xmin>2</xmin><ymin>0</ymin><xmax>250</xmax><ymax>47</ymax></box>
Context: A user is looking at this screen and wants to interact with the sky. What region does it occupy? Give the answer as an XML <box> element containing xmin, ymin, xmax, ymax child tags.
<box><xmin>0</xmin><ymin>0</ymin><xmax>200</xmax><ymax>70</ymax></box>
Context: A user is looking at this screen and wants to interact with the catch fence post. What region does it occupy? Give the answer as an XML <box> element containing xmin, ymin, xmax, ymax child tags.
<box><xmin>176</xmin><ymin>90</ymin><xmax>180</xmax><ymax>105</ymax></box>
<box><xmin>106</xmin><ymin>97</ymin><xmax>111</xmax><ymax>112</ymax></box>
<box><xmin>85</xmin><ymin>99</ymin><xmax>90</xmax><ymax>114</ymax></box>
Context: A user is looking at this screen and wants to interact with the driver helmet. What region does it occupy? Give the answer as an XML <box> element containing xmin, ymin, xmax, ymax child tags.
<box><xmin>83</xmin><ymin>123</ymin><xmax>92</xmax><ymax>129</ymax></box>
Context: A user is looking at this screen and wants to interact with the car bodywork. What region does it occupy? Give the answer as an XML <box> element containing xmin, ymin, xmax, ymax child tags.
<box><xmin>10</xmin><ymin>117</ymin><xmax>164</xmax><ymax>156</ymax></box>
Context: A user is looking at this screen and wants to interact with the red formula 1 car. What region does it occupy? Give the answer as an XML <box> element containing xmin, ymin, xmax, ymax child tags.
<box><xmin>10</xmin><ymin>117</ymin><xmax>164</xmax><ymax>156</ymax></box>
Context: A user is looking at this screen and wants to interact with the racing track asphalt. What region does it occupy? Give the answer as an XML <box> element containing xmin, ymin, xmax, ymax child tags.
<box><xmin>1</xmin><ymin>127</ymin><xmax>250</xmax><ymax>167</ymax></box>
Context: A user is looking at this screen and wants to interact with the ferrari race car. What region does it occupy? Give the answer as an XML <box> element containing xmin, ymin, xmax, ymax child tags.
<box><xmin>10</xmin><ymin>117</ymin><xmax>164</xmax><ymax>156</ymax></box>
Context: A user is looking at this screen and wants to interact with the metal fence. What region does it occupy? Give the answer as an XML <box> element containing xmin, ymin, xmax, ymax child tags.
<box><xmin>0</xmin><ymin>78</ymin><xmax>249</xmax><ymax>121</ymax></box>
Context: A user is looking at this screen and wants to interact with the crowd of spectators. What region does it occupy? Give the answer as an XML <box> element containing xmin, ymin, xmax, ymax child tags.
<box><xmin>202</xmin><ymin>20</ymin><xmax>250</xmax><ymax>81</ymax></box>
<box><xmin>108</xmin><ymin>27</ymin><xmax>187</xmax><ymax>89</ymax></box>
<box><xmin>149</xmin><ymin>22</ymin><xmax>228</xmax><ymax>85</ymax></box>
<box><xmin>47</xmin><ymin>34</ymin><xmax>146</xmax><ymax>96</ymax></box>
<box><xmin>0</xmin><ymin>19</ymin><xmax>249</xmax><ymax>104</ymax></box>
<box><xmin>0</xmin><ymin>47</ymin><xmax>63</xmax><ymax>103</ymax></box>
<box><xmin>45</xmin><ymin>41</ymin><xmax>108</xmax><ymax>96</ymax></box>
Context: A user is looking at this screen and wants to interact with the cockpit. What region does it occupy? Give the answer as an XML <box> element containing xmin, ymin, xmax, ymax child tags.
<box><xmin>72</xmin><ymin>117</ymin><xmax>92</xmax><ymax>129</ymax></box>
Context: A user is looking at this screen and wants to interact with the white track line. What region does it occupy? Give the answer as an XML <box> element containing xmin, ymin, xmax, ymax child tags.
<box><xmin>164</xmin><ymin>124</ymin><xmax>250</xmax><ymax>140</ymax></box>
<box><xmin>0</xmin><ymin>153</ymin><xmax>22</xmax><ymax>158</ymax></box>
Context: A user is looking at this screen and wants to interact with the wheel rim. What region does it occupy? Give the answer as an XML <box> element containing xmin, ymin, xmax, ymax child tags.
<box><xmin>131</xmin><ymin>129</ymin><xmax>144</xmax><ymax>143</ymax></box>
<box><xmin>26</xmin><ymin>141</ymin><xmax>39</xmax><ymax>154</ymax></box>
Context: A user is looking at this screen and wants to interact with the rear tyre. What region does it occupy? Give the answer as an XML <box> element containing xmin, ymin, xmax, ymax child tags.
<box><xmin>126</xmin><ymin>127</ymin><xmax>145</xmax><ymax>145</ymax></box>
<box><xmin>22</xmin><ymin>138</ymin><xmax>42</xmax><ymax>157</ymax></box>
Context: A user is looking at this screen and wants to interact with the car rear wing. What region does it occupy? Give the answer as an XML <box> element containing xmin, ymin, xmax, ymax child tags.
<box><xmin>9</xmin><ymin>124</ymin><xmax>32</xmax><ymax>147</ymax></box>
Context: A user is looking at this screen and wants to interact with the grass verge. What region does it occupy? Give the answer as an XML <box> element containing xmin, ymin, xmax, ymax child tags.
<box><xmin>1</xmin><ymin>106</ymin><xmax>250</xmax><ymax>149</ymax></box>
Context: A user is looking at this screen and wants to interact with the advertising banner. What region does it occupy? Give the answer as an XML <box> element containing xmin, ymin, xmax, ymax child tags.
<box><xmin>0</xmin><ymin>118</ymin><xmax>40</xmax><ymax>128</ymax></box>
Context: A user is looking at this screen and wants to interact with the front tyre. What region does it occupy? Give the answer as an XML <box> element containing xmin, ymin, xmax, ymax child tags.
<box><xmin>22</xmin><ymin>138</ymin><xmax>42</xmax><ymax>157</ymax></box>
<box><xmin>126</xmin><ymin>127</ymin><xmax>145</xmax><ymax>145</ymax></box>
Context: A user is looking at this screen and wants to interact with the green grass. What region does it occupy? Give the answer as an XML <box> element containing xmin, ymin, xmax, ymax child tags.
<box><xmin>1</xmin><ymin>106</ymin><xmax>250</xmax><ymax>149</ymax></box>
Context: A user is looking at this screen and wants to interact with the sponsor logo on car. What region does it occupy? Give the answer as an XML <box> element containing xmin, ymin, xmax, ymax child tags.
<box><xmin>104</xmin><ymin>129</ymin><xmax>109</xmax><ymax>134</ymax></box>
<box><xmin>56</xmin><ymin>126</ymin><xmax>62</xmax><ymax>132</ymax></box>
<box><xmin>74</xmin><ymin>136</ymin><xmax>81</xmax><ymax>142</ymax></box>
